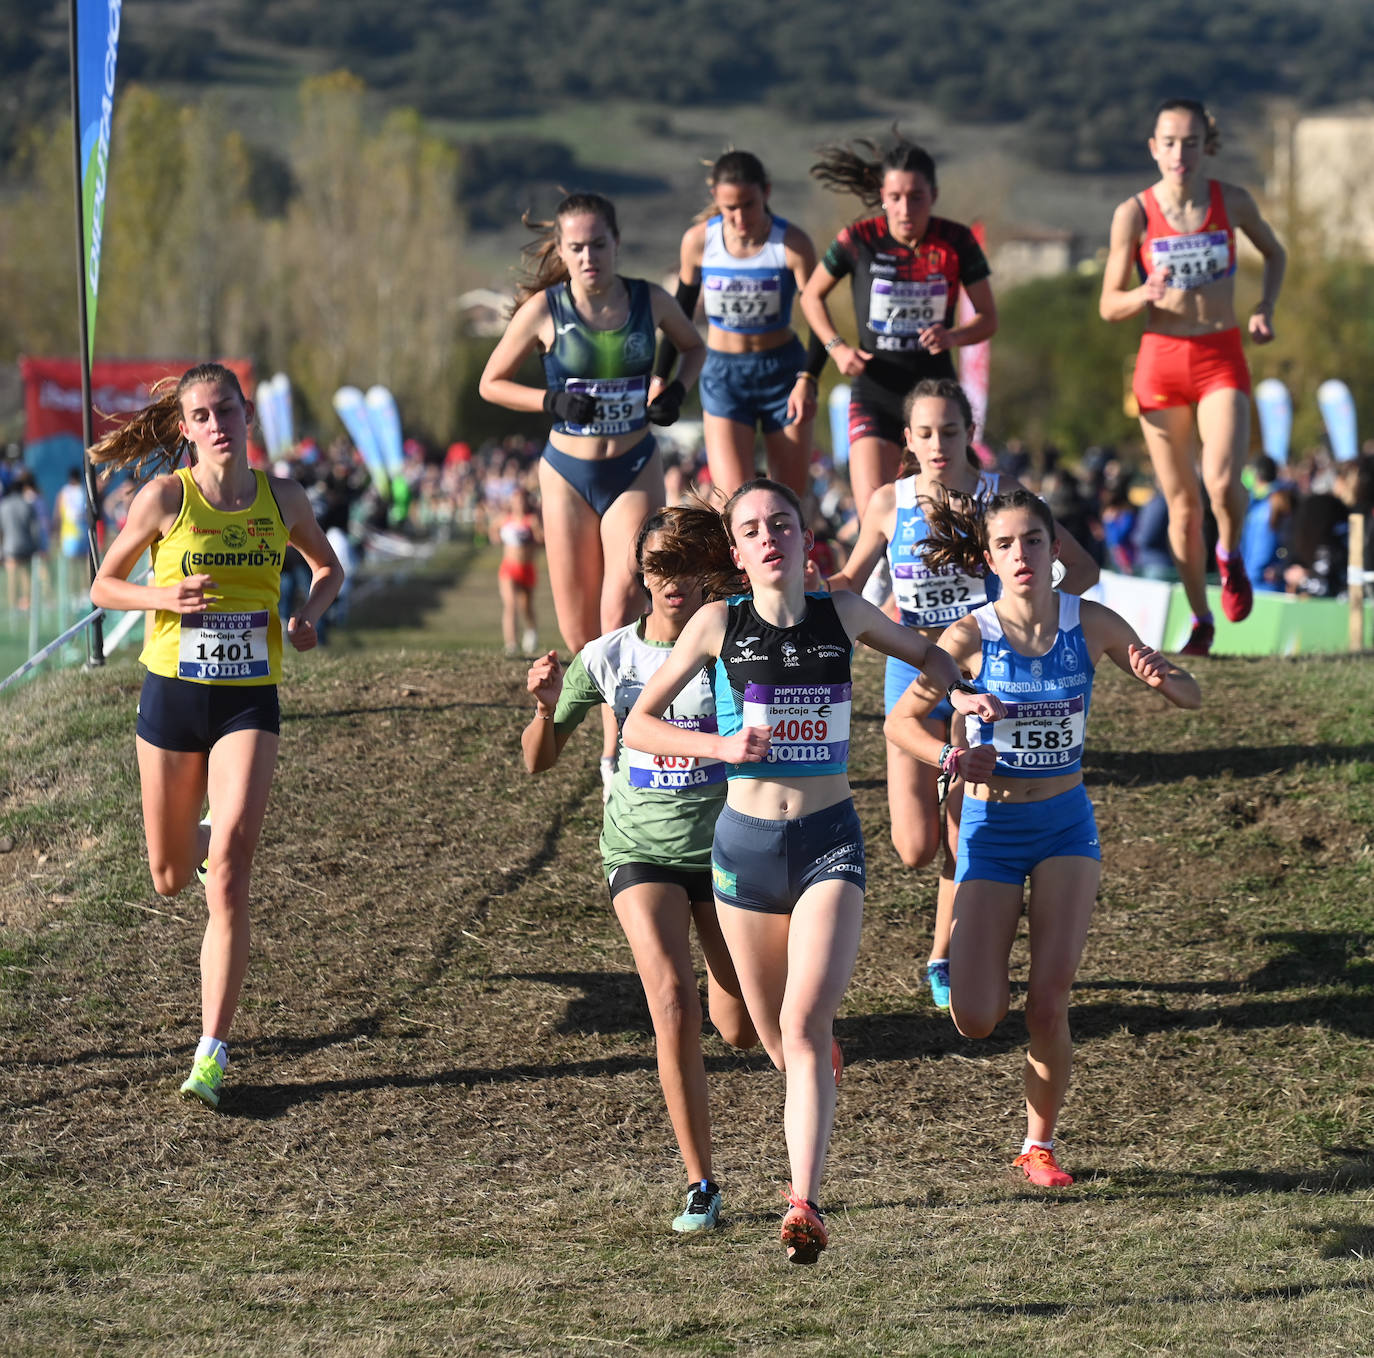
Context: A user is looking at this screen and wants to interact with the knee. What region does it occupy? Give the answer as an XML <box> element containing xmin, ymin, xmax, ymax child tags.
<box><xmin>891</xmin><ymin>822</ymin><xmax>938</xmax><ymax>871</ymax></box>
<box><xmin>148</xmin><ymin>859</ymin><xmax>194</xmax><ymax>897</ymax></box>
<box><xmin>950</xmin><ymin>995</ymin><xmax>1007</xmax><ymax>1041</ymax></box>
<box><xmin>1165</xmin><ymin>488</ymin><xmax>1203</xmax><ymax>531</ymax></box>
<box><xmin>710</xmin><ymin>1003</ymin><xmax>758</xmax><ymax>1052</ymax></box>
<box><xmin>778</xmin><ymin>1004</ymin><xmax>830</xmax><ymax>1055</ymax></box>
<box><xmin>202</xmin><ymin>853</ymin><xmax>255</xmax><ymax>910</ymax></box>
<box><xmin>646</xmin><ymin>978</ymin><xmax>702</xmax><ymax>1041</ymax></box>
<box><xmin>1023</xmin><ymin>984</ymin><xmax>1071</xmax><ymax>1039</ymax></box>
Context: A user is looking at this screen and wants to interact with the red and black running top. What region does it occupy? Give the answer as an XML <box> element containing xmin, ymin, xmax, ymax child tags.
<box><xmin>822</xmin><ymin>215</ymin><xmax>991</xmax><ymax>398</ymax></box>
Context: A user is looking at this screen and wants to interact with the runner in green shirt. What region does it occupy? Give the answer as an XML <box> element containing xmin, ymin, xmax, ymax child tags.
<box><xmin>520</xmin><ymin>505</ymin><xmax>757</xmax><ymax>1235</ymax></box>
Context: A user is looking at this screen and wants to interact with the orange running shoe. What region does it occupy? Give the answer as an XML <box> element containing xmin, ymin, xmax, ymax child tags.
<box><xmin>831</xmin><ymin>1037</ymin><xmax>843</xmax><ymax>1088</ymax></box>
<box><xmin>780</xmin><ymin>1186</ymin><xmax>828</xmax><ymax>1264</ymax></box>
<box><xmin>1014</xmin><ymin>1145</ymin><xmax>1074</xmax><ymax>1188</ymax></box>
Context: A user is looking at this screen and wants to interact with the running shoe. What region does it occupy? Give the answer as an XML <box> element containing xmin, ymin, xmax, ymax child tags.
<box><xmin>521</xmin><ymin>628</ymin><xmax>538</xmax><ymax>656</ymax></box>
<box><xmin>926</xmin><ymin>959</ymin><xmax>951</xmax><ymax>1011</ymax></box>
<box><xmin>831</xmin><ymin>1037</ymin><xmax>844</xmax><ymax>1088</ymax></box>
<box><xmin>1178</xmin><ymin>619</ymin><xmax>1214</xmax><ymax>658</ymax></box>
<box><xmin>179</xmin><ymin>1054</ymin><xmax>224</xmax><ymax>1109</ymax></box>
<box><xmin>780</xmin><ymin>1186</ymin><xmax>828</xmax><ymax>1264</ymax></box>
<box><xmin>1218</xmin><ymin>555</ymin><xmax>1253</xmax><ymax>623</ymax></box>
<box><xmin>1013</xmin><ymin>1145</ymin><xmax>1074</xmax><ymax>1187</ymax></box>
<box><xmin>671</xmin><ymin>1180</ymin><xmax>722</xmax><ymax>1233</ymax></box>
<box><xmin>195</xmin><ymin>813</ymin><xmax>211</xmax><ymax>887</ymax></box>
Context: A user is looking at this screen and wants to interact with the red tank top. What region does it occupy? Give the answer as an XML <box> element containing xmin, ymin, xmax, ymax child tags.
<box><xmin>1135</xmin><ymin>180</ymin><xmax>1236</xmax><ymax>290</ymax></box>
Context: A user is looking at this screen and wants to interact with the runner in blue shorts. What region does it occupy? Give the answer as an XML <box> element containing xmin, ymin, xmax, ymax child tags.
<box><xmin>827</xmin><ymin>379</ymin><xmax>1097</xmax><ymax>1011</ymax></box>
<box><xmin>481</xmin><ymin>193</ymin><xmax>705</xmax><ymax>792</ymax></box>
<box><xmin>624</xmin><ymin>478</ymin><xmax>1002</xmax><ymax>1263</ymax></box>
<box><xmin>653</xmin><ymin>152</ymin><xmax>820</xmax><ymax>499</ymax></box>
<box><xmin>885</xmin><ymin>488</ymin><xmax>1199</xmax><ymax>1189</ymax></box>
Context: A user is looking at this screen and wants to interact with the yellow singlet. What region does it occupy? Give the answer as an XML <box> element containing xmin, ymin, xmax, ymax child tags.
<box><xmin>140</xmin><ymin>467</ymin><xmax>290</xmax><ymax>686</ymax></box>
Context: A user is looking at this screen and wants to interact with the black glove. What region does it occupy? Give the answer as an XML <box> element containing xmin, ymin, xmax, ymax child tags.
<box><xmin>646</xmin><ymin>380</ymin><xmax>685</xmax><ymax>427</ymax></box>
<box><xmin>543</xmin><ymin>388</ymin><xmax>598</xmax><ymax>425</ymax></box>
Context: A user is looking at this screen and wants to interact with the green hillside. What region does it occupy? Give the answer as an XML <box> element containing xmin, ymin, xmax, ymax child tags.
<box><xmin>7</xmin><ymin>0</ymin><xmax>1373</xmax><ymax>174</ymax></box>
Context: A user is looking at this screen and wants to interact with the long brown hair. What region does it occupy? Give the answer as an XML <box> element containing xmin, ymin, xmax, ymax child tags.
<box><xmin>87</xmin><ymin>363</ymin><xmax>249</xmax><ymax>478</ymax></box>
<box><xmin>638</xmin><ymin>479</ymin><xmax>806</xmax><ymax>602</ymax></box>
<box><xmin>920</xmin><ymin>488</ymin><xmax>1055</xmax><ymax>578</ymax></box>
<box><xmin>637</xmin><ymin>502</ymin><xmax>745</xmax><ymax>602</ymax></box>
<box><xmin>898</xmin><ymin>377</ymin><xmax>978</xmax><ymax>479</ymax></box>
<box><xmin>513</xmin><ymin>192</ymin><xmax>620</xmax><ymax>306</ymax></box>
<box><xmin>810</xmin><ymin>128</ymin><xmax>937</xmax><ymax>211</ymax></box>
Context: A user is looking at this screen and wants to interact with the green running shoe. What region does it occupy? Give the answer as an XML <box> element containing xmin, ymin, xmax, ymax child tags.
<box><xmin>671</xmin><ymin>1180</ymin><xmax>722</xmax><ymax>1233</ymax></box>
<box><xmin>180</xmin><ymin>1054</ymin><xmax>224</xmax><ymax>1108</ymax></box>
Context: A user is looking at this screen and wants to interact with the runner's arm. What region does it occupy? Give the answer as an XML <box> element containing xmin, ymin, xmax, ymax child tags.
<box><xmin>1099</xmin><ymin>199</ymin><xmax>1166</xmax><ymax>322</ymax></box>
<box><xmin>479</xmin><ymin>293</ymin><xmax>554</xmax><ymax>413</ymax></box>
<box><xmin>1088</xmin><ymin>600</ymin><xmax>1201</xmax><ymax>709</ymax></box>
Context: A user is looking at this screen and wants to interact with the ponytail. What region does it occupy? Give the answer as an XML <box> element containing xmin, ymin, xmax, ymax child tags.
<box><xmin>919</xmin><ymin>487</ymin><xmax>1056</xmax><ymax>577</ymax></box>
<box><xmin>513</xmin><ymin>192</ymin><xmax>620</xmax><ymax>307</ymax></box>
<box><xmin>811</xmin><ymin>127</ymin><xmax>937</xmax><ymax>210</ymax></box>
<box><xmin>87</xmin><ymin>362</ymin><xmax>248</xmax><ymax>479</ymax></box>
<box><xmin>637</xmin><ymin>501</ymin><xmax>746</xmax><ymax>601</ymax></box>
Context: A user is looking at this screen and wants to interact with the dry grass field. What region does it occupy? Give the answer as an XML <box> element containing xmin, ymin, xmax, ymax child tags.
<box><xmin>2</xmin><ymin>553</ymin><xmax>1372</xmax><ymax>1354</ymax></box>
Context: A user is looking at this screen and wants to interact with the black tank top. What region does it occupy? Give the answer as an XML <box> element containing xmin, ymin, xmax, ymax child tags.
<box><xmin>712</xmin><ymin>594</ymin><xmax>854</xmax><ymax>778</ymax></box>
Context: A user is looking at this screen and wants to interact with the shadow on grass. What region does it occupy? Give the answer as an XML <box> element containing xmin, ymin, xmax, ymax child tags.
<box><xmin>288</xmin><ymin>699</ymin><xmax>509</xmax><ymax>722</ymax></box>
<box><xmin>951</xmin><ymin>1276</ymin><xmax>1374</xmax><ymax>1315</ymax></box>
<box><xmin>218</xmin><ymin>1047</ymin><xmax>776</xmax><ymax>1120</ymax></box>
<box><xmin>1073</xmin><ymin>1151</ymin><xmax>1374</xmax><ymax>1200</ymax></box>
<box><xmin>1085</xmin><ymin>742</ymin><xmax>1374</xmax><ymax>787</ymax></box>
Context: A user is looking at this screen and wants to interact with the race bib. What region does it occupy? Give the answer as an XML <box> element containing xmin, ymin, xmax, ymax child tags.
<box><xmin>703</xmin><ymin>275</ymin><xmax>782</xmax><ymax>328</ymax></box>
<box><xmin>178</xmin><ymin>610</ymin><xmax>270</xmax><ymax>681</ymax></box>
<box><xmin>977</xmin><ymin>695</ymin><xmax>1085</xmax><ymax>772</ymax></box>
<box><xmin>869</xmin><ymin>278</ymin><xmax>949</xmax><ymax>335</ymax></box>
<box><xmin>562</xmin><ymin>375</ymin><xmax>649</xmax><ymax>436</ymax></box>
<box><xmin>741</xmin><ymin>682</ymin><xmax>851</xmax><ymax>768</ymax></box>
<box><xmin>1149</xmin><ymin>231</ymin><xmax>1231</xmax><ymax>291</ymax></box>
<box><xmin>624</xmin><ymin>715</ymin><xmax>727</xmax><ymax>792</ymax></box>
<box><xmin>893</xmin><ymin>563</ymin><xmax>987</xmax><ymax>627</ymax></box>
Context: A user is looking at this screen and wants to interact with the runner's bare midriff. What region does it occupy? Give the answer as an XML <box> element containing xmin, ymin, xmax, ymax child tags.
<box><xmin>964</xmin><ymin>769</ymin><xmax>1083</xmax><ymax>805</ymax></box>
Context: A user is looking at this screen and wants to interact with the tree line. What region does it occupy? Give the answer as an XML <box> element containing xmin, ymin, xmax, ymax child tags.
<box><xmin>2</xmin><ymin>69</ymin><xmax>1370</xmax><ymax>458</ymax></box>
<box><xmin>9</xmin><ymin>0</ymin><xmax>1374</xmax><ymax>174</ymax></box>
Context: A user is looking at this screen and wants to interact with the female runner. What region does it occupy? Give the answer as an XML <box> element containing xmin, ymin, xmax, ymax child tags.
<box><xmin>885</xmin><ymin>489</ymin><xmax>1199</xmax><ymax>1187</ymax></box>
<box><xmin>1100</xmin><ymin>98</ymin><xmax>1286</xmax><ymax>656</ymax></box>
<box><xmin>88</xmin><ymin>363</ymin><xmax>343</xmax><ymax>1109</ymax></box>
<box><xmin>801</xmin><ymin>133</ymin><xmax>997</xmax><ymax>520</ymax></box>
<box><xmin>653</xmin><ymin>150</ymin><xmax>819</xmax><ymax>498</ymax></box>
<box><xmin>481</xmin><ymin>192</ymin><xmax>706</xmax><ymax>789</ymax></box>
<box><xmin>827</xmin><ymin>379</ymin><xmax>1098</xmax><ymax>1010</ymax></box>
<box><xmin>521</xmin><ymin>506</ymin><xmax>756</xmax><ymax>1235</ymax></box>
<box><xmin>622</xmin><ymin>479</ymin><xmax>1001</xmax><ymax>1262</ymax></box>
<box><xmin>493</xmin><ymin>484</ymin><xmax>542</xmax><ymax>657</ymax></box>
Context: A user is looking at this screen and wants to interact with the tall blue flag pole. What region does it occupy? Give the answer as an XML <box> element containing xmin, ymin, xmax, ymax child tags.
<box><xmin>68</xmin><ymin>0</ymin><xmax>123</xmax><ymax>666</ymax></box>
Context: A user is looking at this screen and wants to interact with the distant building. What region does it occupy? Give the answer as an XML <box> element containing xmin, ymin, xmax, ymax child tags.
<box><xmin>1269</xmin><ymin>105</ymin><xmax>1374</xmax><ymax>259</ymax></box>
<box><xmin>990</xmin><ymin>228</ymin><xmax>1081</xmax><ymax>290</ymax></box>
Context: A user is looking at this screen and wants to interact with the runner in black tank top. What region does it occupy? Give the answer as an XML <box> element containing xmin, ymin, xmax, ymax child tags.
<box><xmin>623</xmin><ymin>478</ymin><xmax>1003</xmax><ymax>1263</ymax></box>
<box><xmin>801</xmin><ymin>134</ymin><xmax>996</xmax><ymax>522</ymax></box>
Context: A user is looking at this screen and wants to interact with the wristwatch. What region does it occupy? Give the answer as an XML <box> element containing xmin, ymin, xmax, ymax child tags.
<box><xmin>945</xmin><ymin>678</ymin><xmax>980</xmax><ymax>701</ymax></box>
